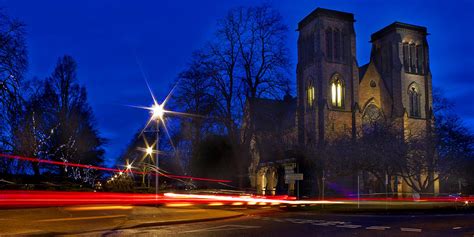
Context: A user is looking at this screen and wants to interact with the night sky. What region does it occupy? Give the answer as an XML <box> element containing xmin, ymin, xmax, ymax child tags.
<box><xmin>3</xmin><ymin>0</ymin><xmax>474</xmax><ymax>166</ymax></box>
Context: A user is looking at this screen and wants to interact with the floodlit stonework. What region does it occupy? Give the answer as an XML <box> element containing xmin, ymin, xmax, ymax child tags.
<box><xmin>248</xmin><ymin>7</ymin><xmax>435</xmax><ymax>196</ymax></box>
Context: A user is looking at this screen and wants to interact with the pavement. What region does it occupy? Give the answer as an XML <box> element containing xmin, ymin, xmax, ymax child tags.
<box><xmin>73</xmin><ymin>208</ymin><xmax>474</xmax><ymax>237</ymax></box>
<box><xmin>0</xmin><ymin>205</ymin><xmax>243</xmax><ymax>236</ymax></box>
<box><xmin>1</xmin><ymin>204</ymin><xmax>473</xmax><ymax>236</ymax></box>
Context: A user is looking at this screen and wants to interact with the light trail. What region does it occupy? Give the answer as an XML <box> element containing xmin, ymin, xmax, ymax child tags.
<box><xmin>0</xmin><ymin>190</ymin><xmax>471</xmax><ymax>208</ymax></box>
<box><xmin>0</xmin><ymin>153</ymin><xmax>231</xmax><ymax>183</ymax></box>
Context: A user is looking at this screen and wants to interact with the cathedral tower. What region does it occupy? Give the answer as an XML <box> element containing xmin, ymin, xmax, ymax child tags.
<box><xmin>369</xmin><ymin>22</ymin><xmax>433</xmax><ymax>137</ymax></box>
<box><xmin>297</xmin><ymin>8</ymin><xmax>359</xmax><ymax>149</ymax></box>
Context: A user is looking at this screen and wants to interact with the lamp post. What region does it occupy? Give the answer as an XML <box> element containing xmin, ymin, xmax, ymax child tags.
<box><xmin>151</xmin><ymin>103</ymin><xmax>164</xmax><ymax>196</ymax></box>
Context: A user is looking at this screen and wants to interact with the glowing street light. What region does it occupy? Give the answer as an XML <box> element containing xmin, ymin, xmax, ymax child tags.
<box><xmin>151</xmin><ymin>103</ymin><xmax>165</xmax><ymax>119</ymax></box>
<box><xmin>145</xmin><ymin>146</ymin><xmax>154</xmax><ymax>156</ymax></box>
<box><xmin>128</xmin><ymin>78</ymin><xmax>188</xmax><ymax>196</ymax></box>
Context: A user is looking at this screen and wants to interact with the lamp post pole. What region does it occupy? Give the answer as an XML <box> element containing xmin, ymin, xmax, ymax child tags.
<box><xmin>155</xmin><ymin>119</ymin><xmax>160</xmax><ymax>198</ymax></box>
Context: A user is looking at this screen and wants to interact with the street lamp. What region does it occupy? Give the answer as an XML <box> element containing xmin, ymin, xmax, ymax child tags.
<box><xmin>128</xmin><ymin>81</ymin><xmax>179</xmax><ymax>196</ymax></box>
<box><xmin>151</xmin><ymin>103</ymin><xmax>164</xmax><ymax>120</ymax></box>
<box><xmin>145</xmin><ymin>146</ymin><xmax>153</xmax><ymax>156</ymax></box>
<box><xmin>147</xmin><ymin>102</ymin><xmax>164</xmax><ymax>197</ymax></box>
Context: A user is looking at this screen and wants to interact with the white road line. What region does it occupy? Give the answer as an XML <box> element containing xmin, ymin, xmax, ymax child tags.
<box><xmin>312</xmin><ymin>222</ymin><xmax>334</xmax><ymax>226</ymax></box>
<box><xmin>366</xmin><ymin>226</ymin><xmax>390</xmax><ymax>230</ymax></box>
<box><xmin>182</xmin><ymin>225</ymin><xmax>261</xmax><ymax>233</ymax></box>
<box><xmin>289</xmin><ymin>219</ymin><xmax>315</xmax><ymax>224</ymax></box>
<box><xmin>313</xmin><ymin>221</ymin><xmax>345</xmax><ymax>226</ymax></box>
<box><xmin>452</xmin><ymin>227</ymin><xmax>462</xmax><ymax>230</ymax></box>
<box><xmin>337</xmin><ymin>224</ymin><xmax>362</xmax><ymax>229</ymax></box>
<box><xmin>401</xmin><ymin>227</ymin><xmax>422</xmax><ymax>232</ymax></box>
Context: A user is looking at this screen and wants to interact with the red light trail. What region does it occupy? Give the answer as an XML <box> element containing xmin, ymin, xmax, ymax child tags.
<box><xmin>0</xmin><ymin>191</ymin><xmax>471</xmax><ymax>208</ymax></box>
<box><xmin>0</xmin><ymin>153</ymin><xmax>231</xmax><ymax>183</ymax></box>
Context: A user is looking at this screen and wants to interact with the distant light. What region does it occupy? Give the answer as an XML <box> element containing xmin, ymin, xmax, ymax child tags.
<box><xmin>111</xmin><ymin>178</ymin><xmax>114</xmax><ymax>181</ymax></box>
<box><xmin>119</xmin><ymin>172</ymin><xmax>123</xmax><ymax>175</ymax></box>
<box><xmin>151</xmin><ymin>103</ymin><xmax>164</xmax><ymax>119</ymax></box>
<box><xmin>126</xmin><ymin>164</ymin><xmax>132</xmax><ymax>170</ymax></box>
<box><xmin>146</xmin><ymin>146</ymin><xmax>153</xmax><ymax>155</ymax></box>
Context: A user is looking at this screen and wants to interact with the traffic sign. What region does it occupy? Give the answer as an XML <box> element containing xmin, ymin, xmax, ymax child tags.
<box><xmin>285</xmin><ymin>173</ymin><xmax>303</xmax><ymax>181</ymax></box>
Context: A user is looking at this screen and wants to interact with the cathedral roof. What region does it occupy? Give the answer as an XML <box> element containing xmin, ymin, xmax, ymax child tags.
<box><xmin>371</xmin><ymin>22</ymin><xmax>428</xmax><ymax>41</ymax></box>
<box><xmin>359</xmin><ymin>63</ymin><xmax>370</xmax><ymax>82</ymax></box>
<box><xmin>298</xmin><ymin>8</ymin><xmax>355</xmax><ymax>30</ymax></box>
<box><xmin>248</xmin><ymin>96</ymin><xmax>296</xmax><ymax>132</ymax></box>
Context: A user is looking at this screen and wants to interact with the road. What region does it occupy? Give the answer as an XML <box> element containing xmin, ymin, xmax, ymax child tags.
<box><xmin>75</xmin><ymin>208</ymin><xmax>474</xmax><ymax>237</ymax></box>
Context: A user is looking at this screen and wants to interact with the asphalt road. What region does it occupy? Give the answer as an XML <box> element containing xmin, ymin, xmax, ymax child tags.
<box><xmin>76</xmin><ymin>209</ymin><xmax>474</xmax><ymax>237</ymax></box>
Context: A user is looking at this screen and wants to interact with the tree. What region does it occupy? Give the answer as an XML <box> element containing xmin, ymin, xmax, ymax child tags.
<box><xmin>189</xmin><ymin>135</ymin><xmax>236</xmax><ymax>182</ymax></box>
<box><xmin>11</xmin><ymin>56</ymin><xmax>105</xmax><ymax>185</ymax></box>
<box><xmin>173</xmin><ymin>52</ymin><xmax>218</xmax><ymax>156</ymax></box>
<box><xmin>11</xmin><ymin>80</ymin><xmax>59</xmax><ymax>176</ymax></box>
<box><xmin>223</xmin><ymin>4</ymin><xmax>291</xmax><ymax>145</ymax></box>
<box><xmin>175</xmin><ymin>4</ymin><xmax>291</xmax><ymax>185</ymax></box>
<box><xmin>0</xmin><ymin>10</ymin><xmax>28</xmax><ymax>120</ymax></box>
<box><xmin>0</xmin><ymin>9</ymin><xmax>28</xmax><ymax>173</ymax></box>
<box><xmin>48</xmin><ymin>56</ymin><xmax>105</xmax><ymax>183</ymax></box>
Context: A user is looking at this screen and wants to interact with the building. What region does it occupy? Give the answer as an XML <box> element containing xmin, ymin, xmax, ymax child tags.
<box><xmin>248</xmin><ymin>7</ymin><xmax>435</xmax><ymax>196</ymax></box>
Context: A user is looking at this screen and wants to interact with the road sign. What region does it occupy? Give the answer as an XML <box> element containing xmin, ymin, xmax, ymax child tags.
<box><xmin>285</xmin><ymin>173</ymin><xmax>303</xmax><ymax>181</ymax></box>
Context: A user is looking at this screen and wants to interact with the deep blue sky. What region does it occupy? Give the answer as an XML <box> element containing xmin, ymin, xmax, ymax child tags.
<box><xmin>3</xmin><ymin>0</ymin><xmax>474</xmax><ymax>166</ymax></box>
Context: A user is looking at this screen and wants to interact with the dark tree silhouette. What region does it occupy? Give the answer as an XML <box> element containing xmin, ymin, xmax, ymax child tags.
<box><xmin>0</xmin><ymin>10</ymin><xmax>28</xmax><ymax>174</ymax></box>
<box><xmin>174</xmin><ymin>4</ymin><xmax>291</xmax><ymax>186</ymax></box>
<box><xmin>12</xmin><ymin>56</ymin><xmax>105</xmax><ymax>185</ymax></box>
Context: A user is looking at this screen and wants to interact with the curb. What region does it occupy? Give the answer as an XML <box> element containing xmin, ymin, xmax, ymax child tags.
<box><xmin>2</xmin><ymin>212</ymin><xmax>244</xmax><ymax>236</ymax></box>
<box><xmin>127</xmin><ymin>212</ymin><xmax>245</xmax><ymax>229</ymax></box>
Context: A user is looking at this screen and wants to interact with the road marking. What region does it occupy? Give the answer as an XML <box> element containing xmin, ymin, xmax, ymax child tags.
<box><xmin>35</xmin><ymin>214</ymin><xmax>127</xmax><ymax>222</ymax></box>
<box><xmin>284</xmin><ymin>218</ymin><xmax>315</xmax><ymax>224</ymax></box>
<box><xmin>366</xmin><ymin>226</ymin><xmax>390</xmax><ymax>230</ymax></box>
<box><xmin>401</xmin><ymin>227</ymin><xmax>422</xmax><ymax>232</ymax></box>
<box><xmin>312</xmin><ymin>221</ymin><xmax>342</xmax><ymax>226</ymax></box>
<box><xmin>452</xmin><ymin>227</ymin><xmax>462</xmax><ymax>230</ymax></box>
<box><xmin>182</xmin><ymin>225</ymin><xmax>260</xmax><ymax>233</ymax></box>
<box><xmin>336</xmin><ymin>224</ymin><xmax>361</xmax><ymax>229</ymax></box>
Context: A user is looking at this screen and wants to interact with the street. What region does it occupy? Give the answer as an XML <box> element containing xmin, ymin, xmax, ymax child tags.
<box><xmin>71</xmin><ymin>208</ymin><xmax>474</xmax><ymax>237</ymax></box>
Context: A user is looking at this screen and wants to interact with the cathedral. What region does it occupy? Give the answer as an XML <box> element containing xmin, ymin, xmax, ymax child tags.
<box><xmin>248</xmin><ymin>7</ymin><xmax>435</xmax><ymax>196</ymax></box>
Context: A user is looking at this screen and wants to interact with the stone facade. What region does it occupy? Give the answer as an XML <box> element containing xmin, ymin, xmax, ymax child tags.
<box><xmin>296</xmin><ymin>8</ymin><xmax>435</xmax><ymax>194</ymax></box>
<box><xmin>248</xmin><ymin>7</ymin><xmax>435</xmax><ymax>196</ymax></box>
<box><xmin>297</xmin><ymin>8</ymin><xmax>433</xmax><ymax>146</ymax></box>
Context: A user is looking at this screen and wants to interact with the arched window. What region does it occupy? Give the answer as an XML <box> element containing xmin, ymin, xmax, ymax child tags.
<box><xmin>306</xmin><ymin>83</ymin><xmax>315</xmax><ymax>107</ymax></box>
<box><xmin>334</xmin><ymin>29</ymin><xmax>341</xmax><ymax>61</ymax></box>
<box><xmin>326</xmin><ymin>28</ymin><xmax>333</xmax><ymax>60</ymax></box>
<box><xmin>330</xmin><ymin>75</ymin><xmax>344</xmax><ymax>108</ymax></box>
<box><xmin>408</xmin><ymin>84</ymin><xmax>421</xmax><ymax>117</ymax></box>
<box><xmin>362</xmin><ymin>103</ymin><xmax>384</xmax><ymax>132</ymax></box>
